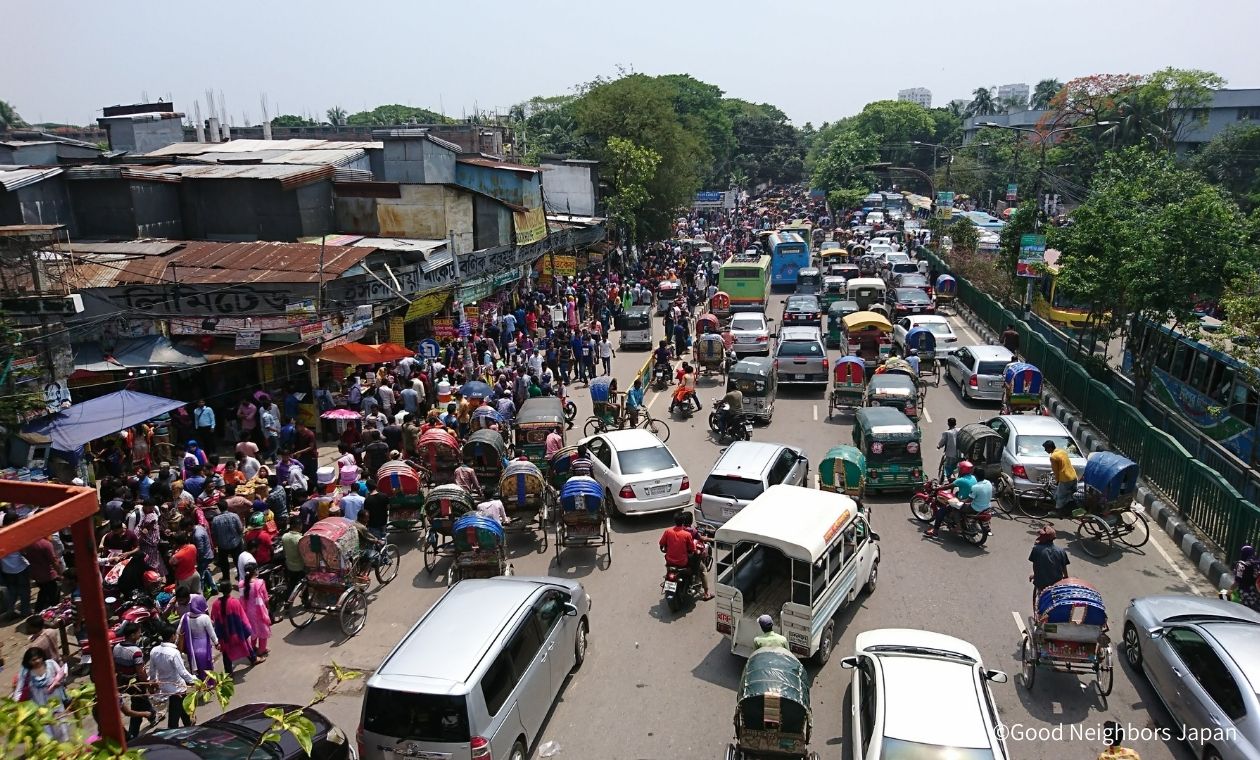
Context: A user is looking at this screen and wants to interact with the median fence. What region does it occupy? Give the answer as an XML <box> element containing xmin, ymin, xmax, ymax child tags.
<box><xmin>919</xmin><ymin>247</ymin><xmax>1260</xmax><ymax>565</ymax></box>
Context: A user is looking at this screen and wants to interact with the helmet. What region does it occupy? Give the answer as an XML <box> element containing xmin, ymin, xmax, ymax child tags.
<box><xmin>757</xmin><ymin>614</ymin><xmax>775</xmax><ymax>632</ymax></box>
<box><xmin>957</xmin><ymin>460</ymin><xmax>974</xmax><ymax>475</ymax></box>
<box><xmin>142</xmin><ymin>570</ymin><xmax>161</xmax><ymax>585</ymax></box>
<box><xmin>249</xmin><ymin>512</ymin><xmax>267</xmax><ymax>528</ymax></box>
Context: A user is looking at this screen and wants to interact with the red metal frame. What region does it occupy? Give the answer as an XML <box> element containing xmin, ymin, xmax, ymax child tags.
<box><xmin>0</xmin><ymin>481</ymin><xmax>124</xmax><ymax>749</ymax></box>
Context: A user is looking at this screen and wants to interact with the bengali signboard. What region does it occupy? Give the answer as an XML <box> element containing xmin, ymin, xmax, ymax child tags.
<box><xmin>1016</xmin><ymin>234</ymin><xmax>1047</xmax><ymax>278</ymax></box>
<box><xmin>457</xmin><ymin>277</ymin><xmax>493</xmax><ymax>305</ymax></box>
<box><xmin>513</xmin><ymin>207</ymin><xmax>549</xmax><ymax>245</ymax></box>
<box><xmin>693</xmin><ymin>190</ymin><xmax>736</xmax><ymax>209</ymax></box>
<box><xmin>538</xmin><ymin>255</ymin><xmax>577</xmax><ymax>278</ymax></box>
<box><xmin>404</xmin><ymin>291</ymin><xmax>449</xmax><ymax>322</ymax></box>
<box><xmin>299</xmin><ymin>321</ymin><xmax>325</xmax><ymax>344</ymax></box>
<box><xmin>1006</xmin><ymin>183</ymin><xmax>1018</xmax><ymax>202</ymax></box>
<box><xmin>432</xmin><ymin>318</ymin><xmax>458</xmax><ymax>339</ymax></box>
<box><xmin>235</xmin><ymin>329</ymin><xmax>261</xmax><ymax>350</ymax></box>
<box><xmin>388</xmin><ymin>317</ymin><xmax>405</xmax><ymax>345</ymax></box>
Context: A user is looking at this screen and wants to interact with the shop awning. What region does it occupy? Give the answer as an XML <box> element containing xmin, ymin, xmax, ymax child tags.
<box><xmin>72</xmin><ymin>336</ymin><xmax>206</xmax><ymax>372</ymax></box>
<box><xmin>23</xmin><ymin>390</ymin><xmax>185</xmax><ymax>451</ymax></box>
<box><xmin>318</xmin><ymin>342</ymin><xmax>414</xmax><ymax>365</ymax></box>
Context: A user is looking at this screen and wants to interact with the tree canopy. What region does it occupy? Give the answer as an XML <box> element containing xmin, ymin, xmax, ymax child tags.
<box><xmin>0</xmin><ymin>100</ymin><xmax>26</xmax><ymax>131</ymax></box>
<box><xmin>271</xmin><ymin>114</ymin><xmax>318</xmax><ymax>128</ymax></box>
<box><xmin>345</xmin><ymin>104</ymin><xmax>451</xmax><ymax>126</ymax></box>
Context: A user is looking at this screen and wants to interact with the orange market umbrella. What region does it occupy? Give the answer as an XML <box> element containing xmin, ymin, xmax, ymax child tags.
<box><xmin>318</xmin><ymin>342</ymin><xmax>414</xmax><ymax>364</ymax></box>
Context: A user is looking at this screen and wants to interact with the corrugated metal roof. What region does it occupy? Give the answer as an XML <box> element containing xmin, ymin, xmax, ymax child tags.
<box><xmin>457</xmin><ymin>156</ymin><xmax>540</xmax><ymax>175</ymax></box>
<box><xmin>153</xmin><ymin>163</ymin><xmax>332</xmax><ymax>189</ymax></box>
<box><xmin>52</xmin><ymin>241</ymin><xmax>182</xmax><ymax>256</ymax></box>
<box><xmin>188</xmin><ymin>149</ymin><xmax>292</xmax><ymax>163</ymax></box>
<box><xmin>333</xmin><ymin>167</ymin><xmax>373</xmax><ymax>182</ymax></box>
<box><xmin>313</xmin><ymin>141</ymin><xmax>382</xmax><ymax>151</ymax></box>
<box><xmin>298</xmin><ymin>234</ymin><xmax>365</xmax><ymax>246</ymax></box>
<box><xmin>144</xmin><ymin>139</ymin><xmax>331</xmax><ymax>157</ymax></box>
<box><xmin>351</xmin><ymin>237</ymin><xmax>446</xmax><ymax>254</ymax></box>
<box><xmin>0</xmin><ymin>166</ymin><xmax>63</xmax><ymax>191</ymax></box>
<box><xmin>264</xmin><ymin>148</ymin><xmax>366</xmax><ymax>167</ymax></box>
<box><xmin>371</xmin><ymin>129</ymin><xmax>462</xmax><ymax>153</ymax></box>
<box><xmin>0</xmin><ymin>140</ymin><xmax>59</xmax><ymax>148</ymax></box>
<box><xmin>64</xmin><ymin>165</ymin><xmax>181</xmax><ymax>183</ymax></box>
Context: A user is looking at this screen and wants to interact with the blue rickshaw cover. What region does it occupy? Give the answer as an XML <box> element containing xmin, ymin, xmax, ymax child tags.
<box><xmin>1003</xmin><ymin>362</ymin><xmax>1043</xmax><ymax>394</ymax></box>
<box><xmin>589</xmin><ymin>376</ymin><xmax>612</xmax><ymax>404</ymax></box>
<box><xmin>934</xmin><ymin>274</ymin><xmax>957</xmax><ymax>294</ymax></box>
<box><xmin>1083</xmin><ymin>452</ymin><xmax>1140</xmax><ymax>501</ymax></box>
<box><xmin>560</xmin><ymin>476</ymin><xmax>603</xmax><ymax>513</ymax></box>
<box><xmin>452</xmin><ymin>513</ymin><xmax>505</xmax><ymax>552</ymax></box>
<box><xmin>1036</xmin><ymin>578</ymin><xmax>1106</xmax><ymax>625</ymax></box>
<box><xmin>904</xmin><ymin>327</ymin><xmax>937</xmax><ymax>353</ymax></box>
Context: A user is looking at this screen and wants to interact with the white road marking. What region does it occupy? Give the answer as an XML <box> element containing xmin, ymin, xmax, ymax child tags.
<box><xmin>922</xmin><ymin>406</ymin><xmax>932</xmax><ymax>423</ymax></box>
<box><xmin>814</xmin><ymin>471</ymin><xmax>820</xmax><ymax>489</ymax></box>
<box><xmin>812</xmin><ymin>404</ymin><xmax>818</xmax><ymax>421</ymax></box>
<box><xmin>1147</xmin><ymin>526</ymin><xmax>1201</xmax><ymax>594</ymax></box>
<box><xmin>1011</xmin><ymin>610</ymin><xmax>1027</xmax><ymax>637</ymax></box>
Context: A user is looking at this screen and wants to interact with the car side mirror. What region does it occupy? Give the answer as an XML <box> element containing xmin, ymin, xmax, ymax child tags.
<box><xmin>869</xmin><ymin>532</ymin><xmax>880</xmax><ymax>542</ymax></box>
<box><xmin>985</xmin><ymin>669</ymin><xmax>1009</xmax><ymax>684</ymax></box>
<box><xmin>840</xmin><ymin>656</ymin><xmax>859</xmax><ymax>670</ymax></box>
<box><xmin>563</xmin><ymin>603</ymin><xmax>579</xmax><ymax>617</ymax></box>
<box><xmin>1147</xmin><ymin>626</ymin><xmax>1164</xmax><ymax>639</ymax></box>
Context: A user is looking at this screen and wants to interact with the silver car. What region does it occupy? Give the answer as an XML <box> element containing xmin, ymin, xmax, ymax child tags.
<box><xmin>729</xmin><ymin>312</ymin><xmax>771</xmax><ymax>356</ymax></box>
<box><xmin>944</xmin><ymin>345</ymin><xmax>1015</xmax><ymax>401</ymax></box>
<box><xmin>775</xmin><ymin>326</ymin><xmax>828</xmax><ymax>385</ymax></box>
<box><xmin>984</xmin><ymin>414</ymin><xmax>1086</xmax><ymax>496</ymax></box>
<box><xmin>694</xmin><ymin>441</ymin><xmax>809</xmax><ymax>533</ymax></box>
<box><xmin>1123</xmin><ymin>595</ymin><xmax>1260</xmax><ymax>760</ymax></box>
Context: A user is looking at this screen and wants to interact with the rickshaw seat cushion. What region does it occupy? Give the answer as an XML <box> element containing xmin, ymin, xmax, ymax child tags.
<box><xmin>1038</xmin><ymin>623</ymin><xmax>1104</xmax><ymax>643</ymax></box>
<box><xmin>1036</xmin><ymin>580</ymin><xmax>1106</xmax><ymax>626</ymax></box>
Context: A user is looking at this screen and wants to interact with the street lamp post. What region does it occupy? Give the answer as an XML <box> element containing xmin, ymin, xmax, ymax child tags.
<box><xmin>910</xmin><ymin>140</ymin><xmax>990</xmax><ymax>193</ymax></box>
<box><xmin>977</xmin><ymin>121</ymin><xmax>1114</xmax><ymax>310</ymax></box>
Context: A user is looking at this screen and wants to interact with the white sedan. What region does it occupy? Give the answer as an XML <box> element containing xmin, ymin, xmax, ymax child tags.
<box><xmin>729</xmin><ymin>312</ymin><xmax>772</xmax><ymax>356</ymax></box>
<box><xmin>580</xmin><ymin>429</ymin><xmax>692</xmax><ymax>516</ymax></box>
<box><xmin>893</xmin><ymin>314</ymin><xmax>959</xmax><ymax>355</ymax></box>
<box><xmin>842</xmin><ymin>628</ymin><xmax>1010</xmax><ymax>760</ymax></box>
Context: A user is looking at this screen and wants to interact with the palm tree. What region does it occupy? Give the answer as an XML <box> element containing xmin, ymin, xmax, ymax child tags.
<box><xmin>966</xmin><ymin>88</ymin><xmax>996</xmax><ymax>118</ymax></box>
<box><xmin>1030</xmin><ymin>79</ymin><xmax>1063</xmax><ymax>111</ymax></box>
<box><xmin>325</xmin><ymin>106</ymin><xmax>348</xmax><ymax>126</ymax></box>
<box><xmin>1100</xmin><ymin>95</ymin><xmax>1171</xmax><ymax>150</ymax></box>
<box><xmin>0</xmin><ymin>100</ymin><xmax>27</xmax><ymax>132</ymax></box>
<box><xmin>945</xmin><ymin>100</ymin><xmax>967</xmax><ymax>119</ymax></box>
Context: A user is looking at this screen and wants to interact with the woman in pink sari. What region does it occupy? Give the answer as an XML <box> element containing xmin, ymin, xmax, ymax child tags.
<box><xmin>238</xmin><ymin>565</ymin><xmax>272</xmax><ymax>659</ymax></box>
<box><xmin>566</xmin><ymin>296</ymin><xmax>578</xmax><ymax>330</ymax></box>
<box><xmin>209</xmin><ymin>581</ymin><xmax>255</xmax><ymax>677</ymax></box>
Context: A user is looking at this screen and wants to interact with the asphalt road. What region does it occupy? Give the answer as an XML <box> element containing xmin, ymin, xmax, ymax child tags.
<box><xmin>206</xmin><ymin>288</ymin><xmax>1213</xmax><ymax>760</ymax></box>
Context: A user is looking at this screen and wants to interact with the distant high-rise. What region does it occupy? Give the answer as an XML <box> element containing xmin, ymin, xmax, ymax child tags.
<box><xmin>997</xmin><ymin>83</ymin><xmax>1030</xmax><ymax>109</ymax></box>
<box><xmin>897</xmin><ymin>87</ymin><xmax>932</xmax><ymax>108</ymax></box>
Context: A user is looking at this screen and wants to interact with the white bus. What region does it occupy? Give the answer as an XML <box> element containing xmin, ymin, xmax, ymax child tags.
<box><xmin>714</xmin><ymin>485</ymin><xmax>880</xmax><ymax>664</ymax></box>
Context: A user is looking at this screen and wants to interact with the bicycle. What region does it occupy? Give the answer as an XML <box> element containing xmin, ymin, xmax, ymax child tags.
<box><xmin>582</xmin><ymin>408</ymin><xmax>671</xmax><ymax>442</ymax></box>
<box><xmin>1073</xmin><ymin>504</ymin><xmax>1150</xmax><ymax>558</ymax></box>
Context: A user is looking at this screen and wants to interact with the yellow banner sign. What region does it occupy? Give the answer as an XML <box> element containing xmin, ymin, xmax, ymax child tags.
<box><xmin>538</xmin><ymin>255</ymin><xmax>577</xmax><ymax>278</ymax></box>
<box><xmin>404</xmin><ymin>291</ymin><xmax>450</xmax><ymax>323</ymax></box>
<box><xmin>513</xmin><ymin>207</ymin><xmax>549</xmax><ymax>246</ymax></box>
<box><xmin>388</xmin><ymin>317</ymin><xmax>405</xmax><ymax>345</ymax></box>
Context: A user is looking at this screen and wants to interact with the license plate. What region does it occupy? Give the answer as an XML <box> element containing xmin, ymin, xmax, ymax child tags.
<box><xmin>795</xmin><ymin>374</ymin><xmax>806</xmax><ymax>380</ymax></box>
<box><xmin>988</xmin><ymin>380</ymin><xmax>1000</xmax><ymax>388</ymax></box>
<box><xmin>647</xmin><ymin>485</ymin><xmax>671</xmax><ymax>496</ymax></box>
<box><xmin>663</xmin><ymin>581</ymin><xmax>677</xmax><ymax>592</ymax></box>
<box><xmin>721</xmin><ymin>505</ymin><xmax>738</xmax><ymax>518</ymax></box>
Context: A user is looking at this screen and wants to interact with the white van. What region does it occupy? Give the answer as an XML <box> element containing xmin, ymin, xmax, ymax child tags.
<box><xmin>714</xmin><ymin>485</ymin><xmax>879</xmax><ymax>665</ymax></box>
<box><xmin>359</xmin><ymin>577</ymin><xmax>592</xmax><ymax>760</ymax></box>
<box><xmin>846</xmin><ymin>277</ymin><xmax>887</xmax><ymax>311</ymax></box>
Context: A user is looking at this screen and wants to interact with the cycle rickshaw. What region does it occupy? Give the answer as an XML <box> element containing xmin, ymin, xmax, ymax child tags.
<box><xmin>826</xmin><ymin>356</ymin><xmax>866</xmax><ymax>419</ymax></box>
<box><xmin>1001</xmin><ymin>362</ymin><xmax>1043</xmax><ymax>415</ymax></box>
<box><xmin>1072</xmin><ymin>452</ymin><xmax>1148</xmax><ymax>558</ymax></box>
<box><xmin>725</xmin><ymin>646</ymin><xmax>819</xmax><ymax>760</ymax></box>
<box><xmin>288</xmin><ymin>517</ymin><xmax>398</xmax><ymax>637</ymax></box>
<box><xmin>417</xmin><ymin>428</ymin><xmax>461</xmax><ymax>485</ymax></box>
<box><xmin>1020</xmin><ymin>577</ymin><xmax>1114</xmax><ymax>696</ymax></box>
<box><xmin>447</xmin><ymin>513</ymin><xmax>512</xmax><ymax>586</ymax></box>
<box><xmin>498</xmin><ymin>459</ymin><xmax>551</xmax><ymax>550</ymax></box>
<box><xmin>422</xmin><ymin>483</ymin><xmax>477</xmax><ymax>574</ymax></box>
<box><xmin>553</xmin><ymin>475</ymin><xmax>611</xmax><ymax>568</ymax></box>
<box><xmin>903</xmin><ymin>326</ymin><xmax>940</xmax><ymax>384</ymax></box>
<box><xmin>377</xmin><ymin>459</ymin><xmax>426</xmax><ymax>540</ymax></box>
<box><xmin>462</xmin><ymin>428</ymin><xmax>507</xmax><ymax>496</ymax></box>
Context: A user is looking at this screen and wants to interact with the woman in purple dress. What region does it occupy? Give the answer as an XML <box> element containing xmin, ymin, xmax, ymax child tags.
<box><xmin>178</xmin><ymin>594</ymin><xmax>216</xmax><ymax>677</ymax></box>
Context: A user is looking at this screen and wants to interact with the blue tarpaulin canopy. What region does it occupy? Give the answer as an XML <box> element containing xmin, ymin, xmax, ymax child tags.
<box><xmin>22</xmin><ymin>390</ymin><xmax>185</xmax><ymax>451</ymax></box>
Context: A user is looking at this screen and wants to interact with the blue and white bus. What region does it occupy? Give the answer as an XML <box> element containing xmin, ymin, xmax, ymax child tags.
<box><xmin>1124</xmin><ymin>318</ymin><xmax>1258</xmax><ymax>463</ymax></box>
<box><xmin>766</xmin><ymin>232</ymin><xmax>810</xmax><ymax>289</ymax></box>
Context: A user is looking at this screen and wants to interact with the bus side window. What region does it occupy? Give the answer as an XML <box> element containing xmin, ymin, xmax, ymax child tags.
<box><xmin>1169</xmin><ymin>344</ymin><xmax>1191</xmax><ymax>382</ymax></box>
<box><xmin>1189</xmin><ymin>352</ymin><xmax>1210</xmax><ymax>392</ymax></box>
<box><xmin>843</xmin><ymin>524</ymin><xmax>858</xmax><ymax>560</ymax></box>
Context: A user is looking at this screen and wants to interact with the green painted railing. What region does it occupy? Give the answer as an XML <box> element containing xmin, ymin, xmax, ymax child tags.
<box><xmin>920</xmin><ymin>246</ymin><xmax>1259</xmax><ymax>562</ymax></box>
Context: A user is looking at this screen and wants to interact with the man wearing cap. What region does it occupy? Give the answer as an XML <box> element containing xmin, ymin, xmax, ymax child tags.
<box><xmin>1028</xmin><ymin>526</ymin><xmax>1070</xmax><ymax>604</ymax></box>
<box><xmin>1044</xmin><ymin>440</ymin><xmax>1079</xmax><ymax>515</ymax></box>
<box><xmin>753</xmin><ymin>615</ymin><xmax>789</xmax><ymax>651</ymax></box>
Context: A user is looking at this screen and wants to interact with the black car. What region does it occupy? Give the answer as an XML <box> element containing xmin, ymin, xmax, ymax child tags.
<box><xmin>130</xmin><ymin>703</ymin><xmax>352</xmax><ymax>760</ymax></box>
<box><xmin>782</xmin><ymin>294</ymin><xmax>822</xmax><ymax>327</ymax></box>
<box><xmin>891</xmin><ymin>287</ymin><xmax>935</xmax><ymax>316</ymax></box>
<box><xmin>894</xmin><ymin>272</ymin><xmax>933</xmax><ymax>295</ymax></box>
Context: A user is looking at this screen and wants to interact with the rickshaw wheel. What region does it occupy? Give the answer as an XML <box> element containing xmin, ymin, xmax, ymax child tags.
<box><xmin>423</xmin><ymin>534</ymin><xmax>437</xmax><ymax>573</ymax></box>
<box><xmin>583</xmin><ymin>418</ymin><xmax>604</xmax><ymax>437</ymax></box>
<box><xmin>1117</xmin><ymin>510</ymin><xmax>1150</xmax><ymax>548</ymax></box>
<box><xmin>1076</xmin><ymin>516</ymin><xmax>1114</xmax><ymax>558</ymax></box>
<box><xmin>992</xmin><ymin>478</ymin><xmax>1014</xmax><ymax>516</ymax></box>
<box><xmin>1097</xmin><ymin>648</ymin><xmax>1115</xmax><ymax>696</ymax></box>
<box><xmin>338</xmin><ymin>588</ymin><xmax>368</xmax><ymax>636</ymax></box>
<box><xmin>287</xmin><ymin>583</ymin><xmax>315</xmax><ymax>629</ymax></box>
<box><xmin>1020</xmin><ymin>635</ymin><xmax>1037</xmax><ymax>688</ymax></box>
<box><xmin>374</xmin><ymin>544</ymin><xmax>400</xmax><ymax>584</ymax></box>
<box><xmin>725</xmin><ymin>743</ymin><xmax>739</xmax><ymax>760</ymax></box>
<box><xmin>642</xmin><ymin>417</ymin><xmax>670</xmax><ymax>442</ymax></box>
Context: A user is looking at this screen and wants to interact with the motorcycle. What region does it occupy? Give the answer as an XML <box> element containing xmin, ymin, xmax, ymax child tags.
<box><xmin>708</xmin><ymin>401</ymin><xmax>752</xmax><ymax>441</ymax></box>
<box><xmin>79</xmin><ymin>593</ymin><xmax>165</xmax><ymax>666</ymax></box>
<box><xmin>669</xmin><ymin>386</ymin><xmax>697</xmax><ymax>419</ymax></box>
<box><xmin>909</xmin><ymin>479</ymin><xmax>993</xmax><ymax>546</ymax></box>
<box><xmin>660</xmin><ymin>542</ymin><xmax>711</xmax><ymax>613</ymax></box>
<box><xmin>651</xmin><ymin>361</ymin><xmax>672</xmax><ymax>391</ymax></box>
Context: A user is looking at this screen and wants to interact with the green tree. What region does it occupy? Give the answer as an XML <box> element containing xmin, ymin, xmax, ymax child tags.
<box><xmin>602</xmin><ymin>136</ymin><xmax>661</xmax><ymax>245</ymax></box>
<box><xmin>1051</xmin><ymin>147</ymin><xmax>1255</xmax><ymax>400</ymax></box>
<box><xmin>0</xmin><ymin>309</ymin><xmax>44</xmax><ymax>432</ymax></box>
<box><xmin>1030</xmin><ymin>79</ymin><xmax>1063</xmax><ymax>110</ymax></box>
<box><xmin>270</xmin><ymin>114</ymin><xmax>318</xmax><ymax>128</ymax></box>
<box><xmin>325</xmin><ymin>106</ymin><xmax>347</xmax><ymax>126</ymax></box>
<box><xmin>574</xmin><ymin>74</ymin><xmax>706</xmax><ymax>239</ymax></box>
<box><xmin>657</xmin><ymin>74</ymin><xmax>735</xmax><ymax>186</ymax></box>
<box><xmin>727</xmin><ymin>99</ymin><xmax>804</xmax><ymax>188</ymax></box>
<box><xmin>0</xmin><ymin>100</ymin><xmax>26</xmax><ymax>131</ymax></box>
<box><xmin>811</xmin><ymin>130</ymin><xmax>878</xmax><ymax>195</ymax></box>
<box><xmin>345</xmin><ymin>104</ymin><xmax>451</xmax><ymax>126</ymax></box>
<box><xmin>851</xmin><ymin>100</ymin><xmax>936</xmax><ymax>169</ymax></box>
<box><xmin>1193</xmin><ymin>124</ymin><xmax>1260</xmax><ymax>212</ymax></box>
<box><xmin>966</xmin><ymin>87</ymin><xmax>996</xmax><ymax>118</ymax></box>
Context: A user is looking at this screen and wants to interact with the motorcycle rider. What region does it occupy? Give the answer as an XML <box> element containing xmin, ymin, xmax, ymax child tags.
<box><xmin>681</xmin><ymin>512</ymin><xmax>713</xmax><ymax>601</ymax></box>
<box><xmin>653</xmin><ymin>340</ymin><xmax>673</xmax><ymax>386</ymax></box>
<box><xmin>659</xmin><ymin>512</ymin><xmax>695</xmax><ymax>579</ymax></box>
<box><xmin>926</xmin><ymin>460</ymin><xmax>976</xmax><ymax>537</ymax></box>
<box><xmin>717</xmin><ymin>387</ymin><xmax>745</xmax><ymax>437</ymax></box>
<box><xmin>670</xmin><ymin>362</ymin><xmax>701</xmax><ymax>415</ymax></box>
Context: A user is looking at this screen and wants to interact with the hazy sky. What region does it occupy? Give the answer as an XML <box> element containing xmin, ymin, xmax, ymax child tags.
<box><xmin>9</xmin><ymin>0</ymin><xmax>1260</xmax><ymax>128</ymax></box>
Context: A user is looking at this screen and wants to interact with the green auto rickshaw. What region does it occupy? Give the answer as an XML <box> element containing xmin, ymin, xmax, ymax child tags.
<box><xmin>825</xmin><ymin>300</ymin><xmax>860</xmax><ymax>348</ymax></box>
<box><xmin>818</xmin><ymin>445</ymin><xmax>866</xmax><ymax>515</ymax></box>
<box><xmin>851</xmin><ymin>406</ymin><xmax>924</xmax><ymax>494</ymax></box>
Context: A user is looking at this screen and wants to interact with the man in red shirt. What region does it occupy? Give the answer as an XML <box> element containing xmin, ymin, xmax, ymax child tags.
<box><xmin>658</xmin><ymin>512</ymin><xmax>694</xmax><ymax>568</ymax></box>
<box><xmin>22</xmin><ymin>536</ymin><xmax>61</xmax><ymax>612</ymax></box>
<box><xmin>168</xmin><ymin>534</ymin><xmax>200</xmax><ymax>595</ymax></box>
